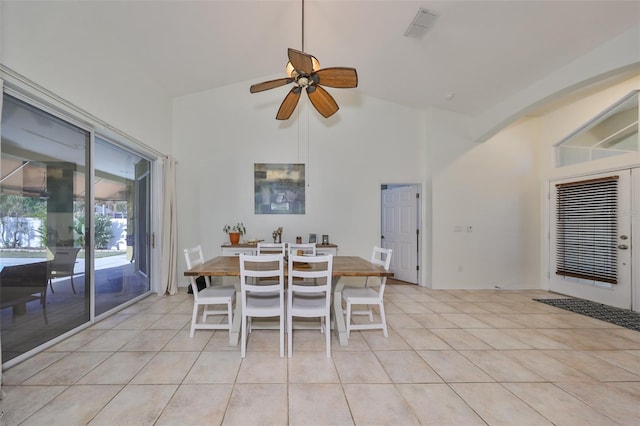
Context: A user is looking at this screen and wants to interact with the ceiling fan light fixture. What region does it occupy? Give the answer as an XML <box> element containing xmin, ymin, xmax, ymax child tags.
<box><xmin>286</xmin><ymin>56</ymin><xmax>320</xmax><ymax>77</ymax></box>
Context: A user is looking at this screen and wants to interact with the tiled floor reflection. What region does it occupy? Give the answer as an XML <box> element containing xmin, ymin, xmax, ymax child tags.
<box><xmin>2</xmin><ymin>284</ymin><xmax>640</xmax><ymax>425</ymax></box>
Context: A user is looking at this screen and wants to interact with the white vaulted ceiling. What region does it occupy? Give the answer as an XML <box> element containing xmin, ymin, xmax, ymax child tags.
<box><xmin>1</xmin><ymin>0</ymin><xmax>639</xmax><ymax>116</ymax></box>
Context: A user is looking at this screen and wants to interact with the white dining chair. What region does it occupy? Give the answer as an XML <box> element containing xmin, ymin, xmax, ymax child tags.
<box><xmin>287</xmin><ymin>254</ymin><xmax>333</xmax><ymax>358</ymax></box>
<box><xmin>343</xmin><ymin>246</ymin><xmax>392</xmax><ymax>337</ymax></box>
<box><xmin>287</xmin><ymin>243</ymin><xmax>316</xmax><ymax>256</ymax></box>
<box><xmin>239</xmin><ymin>253</ymin><xmax>285</xmax><ymax>358</ymax></box>
<box><xmin>255</xmin><ymin>242</ymin><xmax>287</xmax><ymax>286</ymax></box>
<box><xmin>287</xmin><ymin>242</ymin><xmax>320</xmax><ymax>286</ymax></box>
<box><xmin>184</xmin><ymin>245</ymin><xmax>236</xmax><ymax>338</ymax></box>
<box><xmin>344</xmin><ymin>246</ymin><xmax>393</xmax><ymax>321</ymax></box>
<box><xmin>257</xmin><ymin>242</ymin><xmax>286</xmax><ymax>255</ymax></box>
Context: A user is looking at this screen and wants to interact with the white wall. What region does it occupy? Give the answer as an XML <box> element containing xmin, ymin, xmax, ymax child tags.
<box><xmin>425</xmin><ymin>30</ymin><xmax>639</xmax><ymax>291</ymax></box>
<box><xmin>432</xmin><ymin>75</ymin><xmax>640</xmax><ymax>292</ymax></box>
<box><xmin>0</xmin><ymin>1</ymin><xmax>173</xmax><ymax>152</ymax></box>
<box><xmin>431</xmin><ymin>114</ymin><xmax>542</xmax><ymax>290</ymax></box>
<box><xmin>173</xmin><ymin>81</ymin><xmax>426</xmax><ymax>283</ymax></box>
<box><xmin>471</xmin><ymin>23</ymin><xmax>640</xmax><ymax>144</ymax></box>
<box><xmin>423</xmin><ymin>107</ymin><xmax>477</xmax><ymax>287</ymax></box>
<box><xmin>173</xmin><ymin>73</ymin><xmax>638</xmax><ymax>292</ymax></box>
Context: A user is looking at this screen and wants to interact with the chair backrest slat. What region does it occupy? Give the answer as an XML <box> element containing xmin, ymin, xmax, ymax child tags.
<box><xmin>240</xmin><ymin>253</ymin><xmax>285</xmax><ymax>293</ymax></box>
<box><xmin>288</xmin><ymin>254</ymin><xmax>333</xmax><ymax>294</ymax></box>
<box><xmin>370</xmin><ymin>246</ymin><xmax>392</xmax><ymax>297</ymax></box>
<box><xmin>288</xmin><ymin>243</ymin><xmax>317</xmax><ymax>256</ymax></box>
<box><xmin>257</xmin><ymin>242</ymin><xmax>286</xmax><ymax>255</ymax></box>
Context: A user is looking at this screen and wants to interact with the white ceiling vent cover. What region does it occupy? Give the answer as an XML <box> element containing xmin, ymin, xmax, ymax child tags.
<box><xmin>404</xmin><ymin>8</ymin><xmax>439</xmax><ymax>38</ymax></box>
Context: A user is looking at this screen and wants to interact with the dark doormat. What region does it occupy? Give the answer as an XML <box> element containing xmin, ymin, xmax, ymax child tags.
<box><xmin>534</xmin><ymin>298</ymin><xmax>640</xmax><ymax>331</ymax></box>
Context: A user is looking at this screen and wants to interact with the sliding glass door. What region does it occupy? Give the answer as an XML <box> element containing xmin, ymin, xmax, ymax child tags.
<box><xmin>1</xmin><ymin>92</ymin><xmax>152</xmax><ymax>364</ymax></box>
<box><xmin>1</xmin><ymin>94</ymin><xmax>90</xmax><ymax>362</ymax></box>
<box><xmin>94</xmin><ymin>137</ymin><xmax>150</xmax><ymax>316</ymax></box>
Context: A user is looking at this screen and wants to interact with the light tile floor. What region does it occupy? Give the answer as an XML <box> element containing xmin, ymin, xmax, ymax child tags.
<box><xmin>2</xmin><ymin>285</ymin><xmax>640</xmax><ymax>425</ymax></box>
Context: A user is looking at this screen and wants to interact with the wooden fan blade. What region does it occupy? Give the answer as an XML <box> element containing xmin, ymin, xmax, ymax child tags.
<box><xmin>288</xmin><ymin>48</ymin><xmax>313</xmax><ymax>74</ymax></box>
<box><xmin>276</xmin><ymin>87</ymin><xmax>301</xmax><ymax>120</ymax></box>
<box><xmin>250</xmin><ymin>78</ymin><xmax>291</xmax><ymax>93</ymax></box>
<box><xmin>314</xmin><ymin>67</ymin><xmax>358</xmax><ymax>88</ymax></box>
<box><xmin>307</xmin><ymin>85</ymin><xmax>339</xmax><ymax>118</ymax></box>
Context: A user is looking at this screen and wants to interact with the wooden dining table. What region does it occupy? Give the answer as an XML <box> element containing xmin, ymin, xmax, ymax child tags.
<box><xmin>184</xmin><ymin>255</ymin><xmax>393</xmax><ymax>346</ymax></box>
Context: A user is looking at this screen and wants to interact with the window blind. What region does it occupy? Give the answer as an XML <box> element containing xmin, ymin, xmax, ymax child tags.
<box><xmin>555</xmin><ymin>176</ymin><xmax>618</xmax><ymax>284</ymax></box>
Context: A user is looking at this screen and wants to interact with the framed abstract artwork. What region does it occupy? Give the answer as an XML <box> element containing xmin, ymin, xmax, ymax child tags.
<box><xmin>254</xmin><ymin>163</ymin><xmax>305</xmax><ymax>214</ymax></box>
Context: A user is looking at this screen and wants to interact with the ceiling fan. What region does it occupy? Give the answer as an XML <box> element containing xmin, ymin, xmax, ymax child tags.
<box><xmin>249</xmin><ymin>1</ymin><xmax>358</xmax><ymax>120</ymax></box>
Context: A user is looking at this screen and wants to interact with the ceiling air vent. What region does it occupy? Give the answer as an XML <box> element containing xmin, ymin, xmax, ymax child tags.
<box><xmin>404</xmin><ymin>8</ymin><xmax>439</xmax><ymax>38</ymax></box>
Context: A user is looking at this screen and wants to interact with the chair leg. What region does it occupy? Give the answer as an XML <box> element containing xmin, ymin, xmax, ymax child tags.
<box><xmin>42</xmin><ymin>290</ymin><xmax>48</xmax><ymax>325</ymax></box>
<box><xmin>49</xmin><ymin>279</ymin><xmax>55</xmax><ymax>294</ymax></box>
<box><xmin>70</xmin><ymin>274</ymin><xmax>76</xmax><ymax>294</ymax></box>
<box><xmin>346</xmin><ymin>301</ymin><xmax>352</xmax><ymax>338</ymax></box>
<box><xmin>379</xmin><ymin>302</ymin><xmax>388</xmax><ymax>337</ymax></box>
<box><xmin>287</xmin><ymin>311</ymin><xmax>293</xmax><ymax>358</ymax></box>
<box><xmin>227</xmin><ymin>301</ymin><xmax>233</xmax><ymax>331</ymax></box>
<box><xmin>190</xmin><ymin>303</ymin><xmax>199</xmax><ymax>338</ymax></box>
<box><xmin>189</xmin><ymin>303</ymin><xmax>198</xmax><ymax>337</ymax></box>
<box><xmin>279</xmin><ymin>314</ymin><xmax>285</xmax><ymax>358</ymax></box>
<box><xmin>241</xmin><ymin>314</ymin><xmax>247</xmax><ymax>358</ymax></box>
<box><xmin>325</xmin><ymin>314</ymin><xmax>331</xmax><ymax>358</ymax></box>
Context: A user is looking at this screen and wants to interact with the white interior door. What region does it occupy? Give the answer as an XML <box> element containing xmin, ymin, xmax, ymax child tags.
<box><xmin>549</xmin><ymin>170</ymin><xmax>633</xmax><ymax>310</ymax></box>
<box><xmin>381</xmin><ymin>184</ymin><xmax>420</xmax><ymax>284</ymax></box>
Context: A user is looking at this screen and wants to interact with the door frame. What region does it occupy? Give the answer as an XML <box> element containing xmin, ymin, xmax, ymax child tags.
<box><xmin>380</xmin><ymin>183</ymin><xmax>422</xmax><ymax>285</ymax></box>
<box><xmin>631</xmin><ymin>168</ymin><xmax>640</xmax><ymax>312</ymax></box>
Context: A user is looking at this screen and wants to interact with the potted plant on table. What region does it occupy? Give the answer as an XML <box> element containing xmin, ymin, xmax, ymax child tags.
<box><xmin>223</xmin><ymin>222</ymin><xmax>246</xmax><ymax>245</ymax></box>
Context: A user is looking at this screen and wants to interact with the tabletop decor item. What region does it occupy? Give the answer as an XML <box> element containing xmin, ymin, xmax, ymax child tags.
<box><xmin>308</xmin><ymin>233</ymin><xmax>316</xmax><ymax>243</ymax></box>
<box><xmin>223</xmin><ymin>222</ymin><xmax>246</xmax><ymax>245</ymax></box>
<box><xmin>272</xmin><ymin>227</ymin><xmax>283</xmax><ymax>243</ymax></box>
